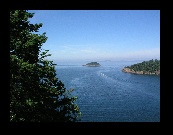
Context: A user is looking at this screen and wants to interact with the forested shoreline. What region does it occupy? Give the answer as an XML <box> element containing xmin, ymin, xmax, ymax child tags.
<box><xmin>82</xmin><ymin>62</ymin><xmax>101</xmax><ymax>67</ymax></box>
<box><xmin>122</xmin><ymin>59</ymin><xmax>160</xmax><ymax>75</ymax></box>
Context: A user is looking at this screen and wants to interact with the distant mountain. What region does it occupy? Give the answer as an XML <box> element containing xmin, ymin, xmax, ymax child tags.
<box><xmin>122</xmin><ymin>59</ymin><xmax>160</xmax><ymax>75</ymax></box>
<box><xmin>82</xmin><ymin>62</ymin><xmax>101</xmax><ymax>67</ymax></box>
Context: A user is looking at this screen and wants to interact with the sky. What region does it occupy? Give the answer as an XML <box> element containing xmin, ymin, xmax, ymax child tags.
<box><xmin>28</xmin><ymin>10</ymin><xmax>160</xmax><ymax>63</ymax></box>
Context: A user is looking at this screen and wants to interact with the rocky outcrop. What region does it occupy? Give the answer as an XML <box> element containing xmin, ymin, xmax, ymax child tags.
<box><xmin>122</xmin><ymin>68</ymin><xmax>160</xmax><ymax>75</ymax></box>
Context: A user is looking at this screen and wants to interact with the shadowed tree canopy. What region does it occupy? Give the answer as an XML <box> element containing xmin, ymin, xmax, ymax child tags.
<box><xmin>10</xmin><ymin>10</ymin><xmax>81</xmax><ymax>122</ymax></box>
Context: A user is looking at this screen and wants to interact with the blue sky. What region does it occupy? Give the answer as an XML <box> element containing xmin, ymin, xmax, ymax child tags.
<box><xmin>28</xmin><ymin>10</ymin><xmax>160</xmax><ymax>63</ymax></box>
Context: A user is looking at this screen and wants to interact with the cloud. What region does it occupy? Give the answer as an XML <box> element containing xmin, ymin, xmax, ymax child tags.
<box><xmin>127</xmin><ymin>47</ymin><xmax>160</xmax><ymax>56</ymax></box>
<box><xmin>45</xmin><ymin>44</ymin><xmax>160</xmax><ymax>61</ymax></box>
<box><xmin>120</xmin><ymin>47</ymin><xmax>160</xmax><ymax>60</ymax></box>
<box><xmin>80</xmin><ymin>49</ymin><xmax>97</xmax><ymax>53</ymax></box>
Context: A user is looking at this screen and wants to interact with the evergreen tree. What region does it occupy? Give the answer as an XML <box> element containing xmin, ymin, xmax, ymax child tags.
<box><xmin>124</xmin><ymin>59</ymin><xmax>160</xmax><ymax>75</ymax></box>
<box><xmin>10</xmin><ymin>10</ymin><xmax>81</xmax><ymax>122</ymax></box>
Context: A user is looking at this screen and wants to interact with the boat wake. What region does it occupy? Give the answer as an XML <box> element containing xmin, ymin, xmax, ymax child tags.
<box><xmin>97</xmin><ymin>71</ymin><xmax>158</xmax><ymax>88</ymax></box>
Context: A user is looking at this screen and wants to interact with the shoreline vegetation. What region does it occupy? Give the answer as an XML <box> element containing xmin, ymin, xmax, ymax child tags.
<box><xmin>82</xmin><ymin>62</ymin><xmax>101</xmax><ymax>67</ymax></box>
<box><xmin>122</xmin><ymin>59</ymin><xmax>160</xmax><ymax>75</ymax></box>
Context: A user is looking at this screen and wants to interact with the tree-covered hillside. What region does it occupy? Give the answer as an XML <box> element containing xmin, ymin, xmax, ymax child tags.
<box><xmin>83</xmin><ymin>62</ymin><xmax>101</xmax><ymax>67</ymax></box>
<box><xmin>122</xmin><ymin>59</ymin><xmax>160</xmax><ymax>75</ymax></box>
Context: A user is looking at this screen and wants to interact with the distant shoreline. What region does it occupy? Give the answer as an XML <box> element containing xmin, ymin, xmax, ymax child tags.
<box><xmin>82</xmin><ymin>62</ymin><xmax>101</xmax><ymax>67</ymax></box>
<box><xmin>122</xmin><ymin>67</ymin><xmax>160</xmax><ymax>75</ymax></box>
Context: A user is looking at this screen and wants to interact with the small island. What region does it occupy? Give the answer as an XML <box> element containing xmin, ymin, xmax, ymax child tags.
<box><xmin>82</xmin><ymin>62</ymin><xmax>101</xmax><ymax>67</ymax></box>
<box><xmin>122</xmin><ymin>59</ymin><xmax>160</xmax><ymax>75</ymax></box>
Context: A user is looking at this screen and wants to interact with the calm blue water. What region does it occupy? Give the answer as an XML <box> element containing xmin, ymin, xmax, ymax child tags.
<box><xmin>55</xmin><ymin>61</ymin><xmax>160</xmax><ymax>122</ymax></box>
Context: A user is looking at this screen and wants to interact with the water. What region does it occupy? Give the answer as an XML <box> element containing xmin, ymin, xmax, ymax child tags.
<box><xmin>55</xmin><ymin>61</ymin><xmax>160</xmax><ymax>122</ymax></box>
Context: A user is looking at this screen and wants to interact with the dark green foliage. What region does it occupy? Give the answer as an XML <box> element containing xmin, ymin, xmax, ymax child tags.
<box><xmin>10</xmin><ymin>10</ymin><xmax>81</xmax><ymax>122</ymax></box>
<box><xmin>125</xmin><ymin>59</ymin><xmax>160</xmax><ymax>74</ymax></box>
<box><xmin>84</xmin><ymin>62</ymin><xmax>101</xmax><ymax>66</ymax></box>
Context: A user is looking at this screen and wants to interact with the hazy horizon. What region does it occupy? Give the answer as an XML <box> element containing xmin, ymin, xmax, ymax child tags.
<box><xmin>28</xmin><ymin>10</ymin><xmax>160</xmax><ymax>62</ymax></box>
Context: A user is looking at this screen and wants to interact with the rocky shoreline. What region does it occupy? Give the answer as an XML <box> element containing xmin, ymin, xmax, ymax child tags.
<box><xmin>122</xmin><ymin>68</ymin><xmax>160</xmax><ymax>75</ymax></box>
